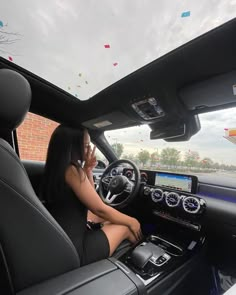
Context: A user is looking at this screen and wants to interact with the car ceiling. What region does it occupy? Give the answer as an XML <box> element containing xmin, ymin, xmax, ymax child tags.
<box><xmin>0</xmin><ymin>17</ymin><xmax>236</xmax><ymax>133</ymax></box>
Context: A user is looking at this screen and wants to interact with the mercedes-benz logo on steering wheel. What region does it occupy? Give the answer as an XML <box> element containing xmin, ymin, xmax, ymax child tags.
<box><xmin>112</xmin><ymin>179</ymin><xmax>117</xmax><ymax>186</ymax></box>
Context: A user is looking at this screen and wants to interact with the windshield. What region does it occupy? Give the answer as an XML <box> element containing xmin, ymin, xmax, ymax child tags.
<box><xmin>105</xmin><ymin>108</ymin><xmax>236</xmax><ymax>178</ymax></box>
<box><xmin>1</xmin><ymin>1</ymin><xmax>235</xmax><ymax>100</ymax></box>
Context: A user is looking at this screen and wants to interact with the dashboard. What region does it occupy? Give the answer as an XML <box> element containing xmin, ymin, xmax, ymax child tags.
<box><xmin>110</xmin><ymin>167</ymin><xmax>206</xmax><ymax>231</ymax></box>
<box><xmin>93</xmin><ymin>164</ymin><xmax>236</xmax><ymax>240</ymax></box>
<box><xmin>122</xmin><ymin>169</ymin><xmax>198</xmax><ymax>193</ymax></box>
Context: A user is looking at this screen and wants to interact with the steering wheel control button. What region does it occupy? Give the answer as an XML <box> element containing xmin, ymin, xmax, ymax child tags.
<box><xmin>125</xmin><ymin>182</ymin><xmax>133</xmax><ymax>193</ymax></box>
<box><xmin>151</xmin><ymin>189</ymin><xmax>163</xmax><ymax>202</ymax></box>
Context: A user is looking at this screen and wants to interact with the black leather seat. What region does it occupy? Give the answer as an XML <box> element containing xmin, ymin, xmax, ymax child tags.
<box><xmin>0</xmin><ymin>69</ymin><xmax>80</xmax><ymax>293</ymax></box>
<box><xmin>0</xmin><ymin>69</ymin><xmax>131</xmax><ymax>294</ymax></box>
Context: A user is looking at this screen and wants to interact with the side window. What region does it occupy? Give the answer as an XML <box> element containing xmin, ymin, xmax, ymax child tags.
<box><xmin>95</xmin><ymin>148</ymin><xmax>109</xmax><ymax>165</ymax></box>
<box><xmin>17</xmin><ymin>112</ymin><xmax>59</xmax><ymax>161</ymax></box>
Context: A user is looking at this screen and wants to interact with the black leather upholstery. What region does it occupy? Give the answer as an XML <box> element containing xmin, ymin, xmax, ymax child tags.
<box><xmin>112</xmin><ymin>240</ymin><xmax>132</xmax><ymax>259</ymax></box>
<box><xmin>0</xmin><ymin>69</ymin><xmax>80</xmax><ymax>292</ymax></box>
<box><xmin>0</xmin><ymin>69</ymin><xmax>31</xmax><ymax>130</ymax></box>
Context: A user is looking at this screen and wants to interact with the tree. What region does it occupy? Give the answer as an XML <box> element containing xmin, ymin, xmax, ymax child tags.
<box><xmin>184</xmin><ymin>150</ymin><xmax>200</xmax><ymax>168</ymax></box>
<box><xmin>213</xmin><ymin>162</ymin><xmax>220</xmax><ymax>170</ymax></box>
<box><xmin>200</xmin><ymin>157</ymin><xmax>214</xmax><ymax>169</ymax></box>
<box><xmin>137</xmin><ymin>150</ymin><xmax>150</xmax><ymax>167</ymax></box>
<box><xmin>122</xmin><ymin>153</ymin><xmax>138</xmax><ymax>164</ymax></box>
<box><xmin>220</xmin><ymin>163</ymin><xmax>227</xmax><ymax>171</ymax></box>
<box><xmin>0</xmin><ymin>24</ymin><xmax>21</xmax><ymax>55</ymax></box>
<box><xmin>160</xmin><ymin>148</ymin><xmax>180</xmax><ymax>167</ymax></box>
<box><xmin>111</xmin><ymin>143</ymin><xmax>123</xmax><ymax>159</ymax></box>
<box><xmin>150</xmin><ymin>151</ymin><xmax>159</xmax><ymax>167</ymax></box>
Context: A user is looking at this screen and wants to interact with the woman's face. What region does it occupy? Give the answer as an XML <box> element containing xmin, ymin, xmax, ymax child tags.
<box><xmin>83</xmin><ymin>130</ymin><xmax>91</xmax><ymax>159</ymax></box>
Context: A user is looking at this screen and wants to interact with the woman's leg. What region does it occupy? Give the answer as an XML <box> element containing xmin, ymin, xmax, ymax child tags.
<box><xmin>101</xmin><ymin>223</ymin><xmax>137</xmax><ymax>256</ymax></box>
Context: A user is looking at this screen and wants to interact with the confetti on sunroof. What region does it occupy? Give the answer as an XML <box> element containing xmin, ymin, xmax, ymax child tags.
<box><xmin>181</xmin><ymin>11</ymin><xmax>191</xmax><ymax>18</ymax></box>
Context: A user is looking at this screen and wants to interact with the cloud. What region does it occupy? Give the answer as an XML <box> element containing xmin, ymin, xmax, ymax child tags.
<box><xmin>106</xmin><ymin>108</ymin><xmax>236</xmax><ymax>165</ymax></box>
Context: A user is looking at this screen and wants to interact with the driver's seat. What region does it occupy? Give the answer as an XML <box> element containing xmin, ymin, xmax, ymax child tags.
<box><xmin>0</xmin><ymin>69</ymin><xmax>80</xmax><ymax>293</ymax></box>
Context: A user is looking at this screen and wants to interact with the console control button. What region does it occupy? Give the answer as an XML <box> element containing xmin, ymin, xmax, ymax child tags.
<box><xmin>156</xmin><ymin>256</ymin><xmax>166</xmax><ymax>265</ymax></box>
<box><xmin>154</xmin><ymin>253</ymin><xmax>171</xmax><ymax>266</ymax></box>
<box><xmin>150</xmin><ymin>256</ymin><xmax>157</xmax><ymax>263</ymax></box>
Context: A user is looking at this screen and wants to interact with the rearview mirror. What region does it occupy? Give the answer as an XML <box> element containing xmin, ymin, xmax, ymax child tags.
<box><xmin>150</xmin><ymin>115</ymin><xmax>200</xmax><ymax>142</ymax></box>
<box><xmin>150</xmin><ymin>123</ymin><xmax>185</xmax><ymax>140</ymax></box>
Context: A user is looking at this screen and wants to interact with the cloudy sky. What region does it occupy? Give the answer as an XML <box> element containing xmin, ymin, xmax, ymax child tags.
<box><xmin>105</xmin><ymin>108</ymin><xmax>236</xmax><ymax>165</ymax></box>
<box><xmin>1</xmin><ymin>0</ymin><xmax>236</xmax><ymax>164</ymax></box>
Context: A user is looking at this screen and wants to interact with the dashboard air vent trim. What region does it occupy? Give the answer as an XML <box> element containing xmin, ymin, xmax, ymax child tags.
<box><xmin>183</xmin><ymin>196</ymin><xmax>201</xmax><ymax>214</ymax></box>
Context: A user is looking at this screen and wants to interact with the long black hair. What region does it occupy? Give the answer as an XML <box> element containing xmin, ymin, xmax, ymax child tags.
<box><xmin>42</xmin><ymin>125</ymin><xmax>86</xmax><ymax>204</ymax></box>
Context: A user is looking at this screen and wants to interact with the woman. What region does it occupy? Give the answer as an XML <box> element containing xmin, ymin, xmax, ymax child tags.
<box><xmin>43</xmin><ymin>125</ymin><xmax>142</xmax><ymax>266</ymax></box>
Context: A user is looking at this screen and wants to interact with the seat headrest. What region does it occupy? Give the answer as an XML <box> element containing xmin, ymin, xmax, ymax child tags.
<box><xmin>0</xmin><ymin>69</ymin><xmax>31</xmax><ymax>130</ymax></box>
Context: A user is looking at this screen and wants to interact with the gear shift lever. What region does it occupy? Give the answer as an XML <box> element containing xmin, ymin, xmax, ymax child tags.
<box><xmin>131</xmin><ymin>242</ymin><xmax>166</xmax><ymax>269</ymax></box>
<box><xmin>131</xmin><ymin>245</ymin><xmax>153</xmax><ymax>269</ymax></box>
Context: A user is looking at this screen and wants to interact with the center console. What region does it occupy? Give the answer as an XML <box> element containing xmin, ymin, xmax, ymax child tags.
<box><xmin>117</xmin><ymin>230</ymin><xmax>205</xmax><ymax>288</ymax></box>
<box><xmin>109</xmin><ymin>169</ymin><xmax>209</xmax><ymax>293</ymax></box>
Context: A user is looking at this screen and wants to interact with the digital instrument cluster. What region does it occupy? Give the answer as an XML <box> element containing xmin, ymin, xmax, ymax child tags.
<box><xmin>123</xmin><ymin>169</ymin><xmax>148</xmax><ymax>183</ymax></box>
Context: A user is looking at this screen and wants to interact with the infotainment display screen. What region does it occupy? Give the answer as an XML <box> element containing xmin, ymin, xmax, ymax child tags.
<box><xmin>154</xmin><ymin>172</ymin><xmax>192</xmax><ymax>193</ymax></box>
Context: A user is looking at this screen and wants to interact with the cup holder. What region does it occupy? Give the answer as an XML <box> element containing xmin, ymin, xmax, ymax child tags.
<box><xmin>148</xmin><ymin>235</ymin><xmax>183</xmax><ymax>256</ymax></box>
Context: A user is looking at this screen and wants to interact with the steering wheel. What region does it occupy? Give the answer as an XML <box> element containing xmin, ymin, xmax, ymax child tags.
<box><xmin>98</xmin><ymin>159</ymin><xmax>141</xmax><ymax>209</ymax></box>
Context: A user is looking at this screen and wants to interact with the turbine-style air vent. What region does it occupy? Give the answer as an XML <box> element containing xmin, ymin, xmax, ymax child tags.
<box><xmin>183</xmin><ymin>197</ymin><xmax>201</xmax><ymax>214</ymax></box>
<box><xmin>165</xmin><ymin>192</ymin><xmax>180</xmax><ymax>207</ymax></box>
<box><xmin>151</xmin><ymin>189</ymin><xmax>163</xmax><ymax>202</ymax></box>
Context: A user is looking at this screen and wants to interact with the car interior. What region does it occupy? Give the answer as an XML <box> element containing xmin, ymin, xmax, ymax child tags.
<box><xmin>1</xmin><ymin>17</ymin><xmax>236</xmax><ymax>295</ymax></box>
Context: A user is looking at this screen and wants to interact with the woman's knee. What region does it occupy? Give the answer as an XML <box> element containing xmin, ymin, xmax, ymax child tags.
<box><xmin>115</xmin><ymin>224</ymin><xmax>135</xmax><ymax>243</ymax></box>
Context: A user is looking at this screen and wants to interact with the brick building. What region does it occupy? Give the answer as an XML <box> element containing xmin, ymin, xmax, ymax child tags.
<box><xmin>17</xmin><ymin>113</ymin><xmax>58</xmax><ymax>161</ymax></box>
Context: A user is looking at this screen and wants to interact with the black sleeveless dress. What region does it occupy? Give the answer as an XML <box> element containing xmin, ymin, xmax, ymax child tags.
<box><xmin>49</xmin><ymin>169</ymin><xmax>110</xmax><ymax>266</ymax></box>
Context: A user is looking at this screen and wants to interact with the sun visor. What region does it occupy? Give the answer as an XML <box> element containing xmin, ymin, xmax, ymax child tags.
<box><xmin>179</xmin><ymin>70</ymin><xmax>236</xmax><ymax>112</ymax></box>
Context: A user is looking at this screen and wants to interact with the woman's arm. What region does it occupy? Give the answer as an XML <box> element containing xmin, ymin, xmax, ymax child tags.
<box><xmin>65</xmin><ymin>165</ymin><xmax>142</xmax><ymax>240</ymax></box>
<box><xmin>85</xmin><ymin>169</ymin><xmax>95</xmax><ymax>187</ymax></box>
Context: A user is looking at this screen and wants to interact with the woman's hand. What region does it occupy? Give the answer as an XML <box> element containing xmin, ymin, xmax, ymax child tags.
<box><xmin>128</xmin><ymin>217</ymin><xmax>143</xmax><ymax>242</ymax></box>
<box><xmin>84</xmin><ymin>145</ymin><xmax>97</xmax><ymax>173</ymax></box>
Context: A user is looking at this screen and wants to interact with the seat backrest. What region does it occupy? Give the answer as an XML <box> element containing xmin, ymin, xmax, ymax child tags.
<box><xmin>0</xmin><ymin>69</ymin><xmax>80</xmax><ymax>292</ymax></box>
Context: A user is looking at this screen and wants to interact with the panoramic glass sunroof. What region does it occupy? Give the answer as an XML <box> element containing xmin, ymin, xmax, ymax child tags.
<box><xmin>0</xmin><ymin>0</ymin><xmax>235</xmax><ymax>100</ymax></box>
